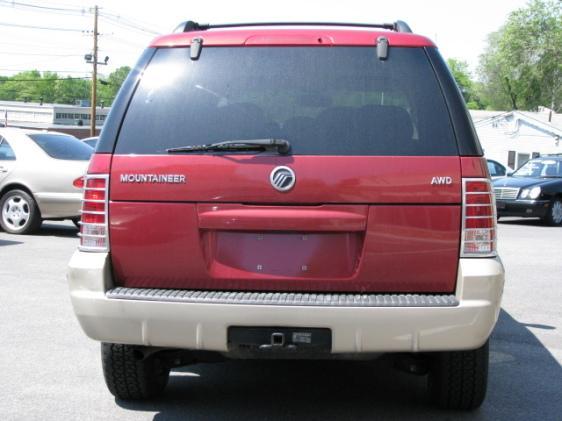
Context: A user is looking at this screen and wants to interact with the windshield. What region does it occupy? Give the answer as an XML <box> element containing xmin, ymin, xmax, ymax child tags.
<box><xmin>28</xmin><ymin>133</ymin><xmax>93</xmax><ymax>161</ymax></box>
<box><xmin>116</xmin><ymin>47</ymin><xmax>457</xmax><ymax>156</ymax></box>
<box><xmin>513</xmin><ymin>159</ymin><xmax>562</xmax><ymax>178</ymax></box>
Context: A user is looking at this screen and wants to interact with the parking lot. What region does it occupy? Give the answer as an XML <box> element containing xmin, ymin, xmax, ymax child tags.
<box><xmin>0</xmin><ymin>219</ymin><xmax>561</xmax><ymax>420</ymax></box>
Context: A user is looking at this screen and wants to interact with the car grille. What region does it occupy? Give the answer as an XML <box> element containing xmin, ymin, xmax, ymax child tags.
<box><xmin>494</xmin><ymin>187</ymin><xmax>520</xmax><ymax>200</ymax></box>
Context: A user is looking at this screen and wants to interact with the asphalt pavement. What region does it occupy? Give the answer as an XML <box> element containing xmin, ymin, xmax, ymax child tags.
<box><xmin>0</xmin><ymin>218</ymin><xmax>561</xmax><ymax>420</ymax></box>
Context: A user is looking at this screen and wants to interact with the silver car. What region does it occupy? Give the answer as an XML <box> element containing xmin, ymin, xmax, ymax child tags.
<box><xmin>0</xmin><ymin>128</ymin><xmax>92</xmax><ymax>234</ymax></box>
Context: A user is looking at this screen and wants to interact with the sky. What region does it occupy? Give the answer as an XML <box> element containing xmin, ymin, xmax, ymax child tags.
<box><xmin>0</xmin><ymin>0</ymin><xmax>531</xmax><ymax>79</ymax></box>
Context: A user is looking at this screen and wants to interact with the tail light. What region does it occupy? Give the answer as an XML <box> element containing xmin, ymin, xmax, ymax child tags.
<box><xmin>461</xmin><ymin>178</ymin><xmax>497</xmax><ymax>257</ymax></box>
<box><xmin>73</xmin><ymin>176</ymin><xmax>85</xmax><ymax>189</ymax></box>
<box><xmin>78</xmin><ymin>154</ymin><xmax>111</xmax><ymax>252</ymax></box>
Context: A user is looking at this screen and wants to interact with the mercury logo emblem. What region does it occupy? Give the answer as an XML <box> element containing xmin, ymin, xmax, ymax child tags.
<box><xmin>270</xmin><ymin>166</ymin><xmax>296</xmax><ymax>192</ymax></box>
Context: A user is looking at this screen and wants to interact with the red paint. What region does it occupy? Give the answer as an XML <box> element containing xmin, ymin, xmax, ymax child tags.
<box><xmin>109</xmin><ymin>202</ymin><xmax>460</xmax><ymax>292</ymax></box>
<box><xmin>108</xmin><ymin>154</ymin><xmax>463</xmax><ymax>292</ymax></box>
<box><xmin>110</xmin><ymin>155</ymin><xmax>461</xmax><ymax>204</ymax></box>
<box><xmin>87</xmin><ymin>153</ymin><xmax>112</xmax><ymax>174</ymax></box>
<box><xmin>460</xmin><ymin>157</ymin><xmax>489</xmax><ymax>178</ymax></box>
<box><xmin>150</xmin><ymin>28</ymin><xmax>435</xmax><ymax>48</ymax></box>
<box><xmin>197</xmin><ymin>204</ymin><xmax>367</xmax><ymax>232</ymax></box>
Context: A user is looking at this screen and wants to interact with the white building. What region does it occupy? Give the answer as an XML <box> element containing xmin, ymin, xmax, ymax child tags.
<box><xmin>0</xmin><ymin>100</ymin><xmax>109</xmax><ymax>129</ymax></box>
<box><xmin>471</xmin><ymin>108</ymin><xmax>562</xmax><ymax>170</ymax></box>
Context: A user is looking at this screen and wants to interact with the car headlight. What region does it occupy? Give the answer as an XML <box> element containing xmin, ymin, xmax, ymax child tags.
<box><xmin>520</xmin><ymin>189</ymin><xmax>529</xmax><ymax>199</ymax></box>
<box><xmin>529</xmin><ymin>186</ymin><xmax>541</xmax><ymax>199</ymax></box>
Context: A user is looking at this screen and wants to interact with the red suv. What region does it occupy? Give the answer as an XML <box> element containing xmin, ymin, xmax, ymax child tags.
<box><xmin>68</xmin><ymin>21</ymin><xmax>504</xmax><ymax>410</ymax></box>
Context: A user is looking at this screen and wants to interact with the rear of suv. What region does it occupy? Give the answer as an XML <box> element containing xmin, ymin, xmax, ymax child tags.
<box><xmin>67</xmin><ymin>21</ymin><xmax>504</xmax><ymax>410</ymax></box>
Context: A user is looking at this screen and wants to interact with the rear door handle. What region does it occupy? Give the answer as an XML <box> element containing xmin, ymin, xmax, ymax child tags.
<box><xmin>0</xmin><ymin>166</ymin><xmax>7</xmax><ymax>173</ymax></box>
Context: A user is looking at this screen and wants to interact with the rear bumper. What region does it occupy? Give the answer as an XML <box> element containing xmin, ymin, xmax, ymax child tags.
<box><xmin>496</xmin><ymin>199</ymin><xmax>550</xmax><ymax>218</ymax></box>
<box><xmin>67</xmin><ymin>252</ymin><xmax>504</xmax><ymax>353</ymax></box>
<box><xmin>35</xmin><ymin>192</ymin><xmax>82</xmax><ymax>219</ymax></box>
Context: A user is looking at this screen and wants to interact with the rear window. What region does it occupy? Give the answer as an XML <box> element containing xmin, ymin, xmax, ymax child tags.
<box><xmin>116</xmin><ymin>47</ymin><xmax>457</xmax><ymax>156</ymax></box>
<box><xmin>28</xmin><ymin>133</ymin><xmax>93</xmax><ymax>161</ymax></box>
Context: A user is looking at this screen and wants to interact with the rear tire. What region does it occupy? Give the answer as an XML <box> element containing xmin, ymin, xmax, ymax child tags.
<box><xmin>542</xmin><ymin>199</ymin><xmax>562</xmax><ymax>226</ymax></box>
<box><xmin>0</xmin><ymin>189</ymin><xmax>42</xmax><ymax>234</ymax></box>
<box><xmin>428</xmin><ymin>340</ymin><xmax>489</xmax><ymax>410</ymax></box>
<box><xmin>101</xmin><ymin>343</ymin><xmax>170</xmax><ymax>400</ymax></box>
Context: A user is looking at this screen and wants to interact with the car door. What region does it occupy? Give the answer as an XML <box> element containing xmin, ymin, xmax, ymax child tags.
<box><xmin>0</xmin><ymin>136</ymin><xmax>17</xmax><ymax>185</ymax></box>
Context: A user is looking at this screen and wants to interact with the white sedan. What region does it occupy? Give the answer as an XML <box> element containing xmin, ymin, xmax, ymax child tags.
<box><xmin>0</xmin><ymin>128</ymin><xmax>92</xmax><ymax>234</ymax></box>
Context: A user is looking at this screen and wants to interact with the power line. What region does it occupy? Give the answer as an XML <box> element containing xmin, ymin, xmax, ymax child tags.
<box><xmin>0</xmin><ymin>40</ymin><xmax>89</xmax><ymax>50</ymax></box>
<box><xmin>0</xmin><ymin>77</ymin><xmax>91</xmax><ymax>81</ymax></box>
<box><xmin>0</xmin><ymin>21</ymin><xmax>85</xmax><ymax>32</ymax></box>
<box><xmin>0</xmin><ymin>68</ymin><xmax>90</xmax><ymax>73</ymax></box>
<box><xmin>0</xmin><ymin>0</ymin><xmax>85</xmax><ymax>13</ymax></box>
<box><xmin>0</xmin><ymin>0</ymin><xmax>161</xmax><ymax>35</ymax></box>
<box><xmin>0</xmin><ymin>51</ymin><xmax>83</xmax><ymax>56</ymax></box>
<box><xmin>101</xmin><ymin>9</ymin><xmax>161</xmax><ymax>33</ymax></box>
<box><xmin>99</xmin><ymin>13</ymin><xmax>160</xmax><ymax>36</ymax></box>
<box><xmin>107</xmin><ymin>35</ymin><xmax>147</xmax><ymax>48</ymax></box>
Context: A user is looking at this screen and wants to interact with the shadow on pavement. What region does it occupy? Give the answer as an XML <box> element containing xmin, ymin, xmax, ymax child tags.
<box><xmin>116</xmin><ymin>310</ymin><xmax>561</xmax><ymax>420</ymax></box>
<box><xmin>498</xmin><ymin>217</ymin><xmax>552</xmax><ymax>227</ymax></box>
<box><xmin>0</xmin><ymin>238</ymin><xmax>23</xmax><ymax>246</ymax></box>
<box><xmin>35</xmin><ymin>222</ymin><xmax>78</xmax><ymax>238</ymax></box>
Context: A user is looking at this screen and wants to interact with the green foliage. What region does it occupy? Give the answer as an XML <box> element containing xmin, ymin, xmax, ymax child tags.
<box><xmin>0</xmin><ymin>66</ymin><xmax>131</xmax><ymax>105</ymax></box>
<box><xmin>53</xmin><ymin>77</ymin><xmax>90</xmax><ymax>104</ymax></box>
<box><xmin>98</xmin><ymin>66</ymin><xmax>131</xmax><ymax>106</ymax></box>
<box><xmin>447</xmin><ymin>58</ymin><xmax>485</xmax><ymax>109</ymax></box>
<box><xmin>478</xmin><ymin>0</ymin><xmax>562</xmax><ymax>111</ymax></box>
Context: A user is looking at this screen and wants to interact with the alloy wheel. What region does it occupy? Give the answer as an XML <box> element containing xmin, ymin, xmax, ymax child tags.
<box><xmin>2</xmin><ymin>195</ymin><xmax>31</xmax><ymax>231</ymax></box>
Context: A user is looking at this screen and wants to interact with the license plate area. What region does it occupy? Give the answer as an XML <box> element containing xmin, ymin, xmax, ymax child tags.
<box><xmin>228</xmin><ymin>327</ymin><xmax>332</xmax><ymax>356</ymax></box>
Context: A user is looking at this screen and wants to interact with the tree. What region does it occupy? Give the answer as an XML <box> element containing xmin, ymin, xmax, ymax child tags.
<box><xmin>0</xmin><ymin>71</ymin><xmax>89</xmax><ymax>104</ymax></box>
<box><xmin>0</xmin><ymin>66</ymin><xmax>131</xmax><ymax>106</ymax></box>
<box><xmin>98</xmin><ymin>66</ymin><xmax>131</xmax><ymax>106</ymax></box>
<box><xmin>447</xmin><ymin>58</ymin><xmax>484</xmax><ymax>109</ymax></box>
<box><xmin>0</xmin><ymin>70</ymin><xmax>43</xmax><ymax>102</ymax></box>
<box><xmin>53</xmin><ymin>77</ymin><xmax>90</xmax><ymax>104</ymax></box>
<box><xmin>478</xmin><ymin>0</ymin><xmax>561</xmax><ymax>111</ymax></box>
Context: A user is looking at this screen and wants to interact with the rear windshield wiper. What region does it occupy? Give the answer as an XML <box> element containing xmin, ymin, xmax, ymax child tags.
<box><xmin>166</xmin><ymin>138</ymin><xmax>290</xmax><ymax>155</ymax></box>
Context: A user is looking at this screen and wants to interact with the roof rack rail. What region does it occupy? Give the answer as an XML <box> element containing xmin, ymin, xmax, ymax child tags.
<box><xmin>173</xmin><ymin>21</ymin><xmax>413</xmax><ymax>34</ymax></box>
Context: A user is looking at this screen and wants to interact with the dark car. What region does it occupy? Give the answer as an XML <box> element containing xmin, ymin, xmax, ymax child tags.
<box><xmin>487</xmin><ymin>158</ymin><xmax>512</xmax><ymax>179</ymax></box>
<box><xmin>493</xmin><ymin>156</ymin><xmax>562</xmax><ymax>225</ymax></box>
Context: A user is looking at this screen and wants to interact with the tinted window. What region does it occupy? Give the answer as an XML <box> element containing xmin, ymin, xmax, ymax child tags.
<box><xmin>488</xmin><ymin>161</ymin><xmax>505</xmax><ymax>176</ymax></box>
<box><xmin>28</xmin><ymin>133</ymin><xmax>93</xmax><ymax>161</ymax></box>
<box><xmin>514</xmin><ymin>159</ymin><xmax>562</xmax><ymax>177</ymax></box>
<box><xmin>116</xmin><ymin>47</ymin><xmax>457</xmax><ymax>156</ymax></box>
<box><xmin>487</xmin><ymin>161</ymin><xmax>497</xmax><ymax>176</ymax></box>
<box><xmin>495</xmin><ymin>162</ymin><xmax>506</xmax><ymax>176</ymax></box>
<box><xmin>0</xmin><ymin>136</ymin><xmax>16</xmax><ymax>160</ymax></box>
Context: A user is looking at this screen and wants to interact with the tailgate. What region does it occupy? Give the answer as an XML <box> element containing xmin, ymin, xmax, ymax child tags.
<box><xmin>109</xmin><ymin>155</ymin><xmax>461</xmax><ymax>293</ymax></box>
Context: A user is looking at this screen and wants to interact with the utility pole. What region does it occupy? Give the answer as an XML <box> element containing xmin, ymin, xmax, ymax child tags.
<box><xmin>90</xmin><ymin>5</ymin><xmax>98</xmax><ymax>137</ymax></box>
<box><xmin>85</xmin><ymin>6</ymin><xmax>108</xmax><ymax>136</ymax></box>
